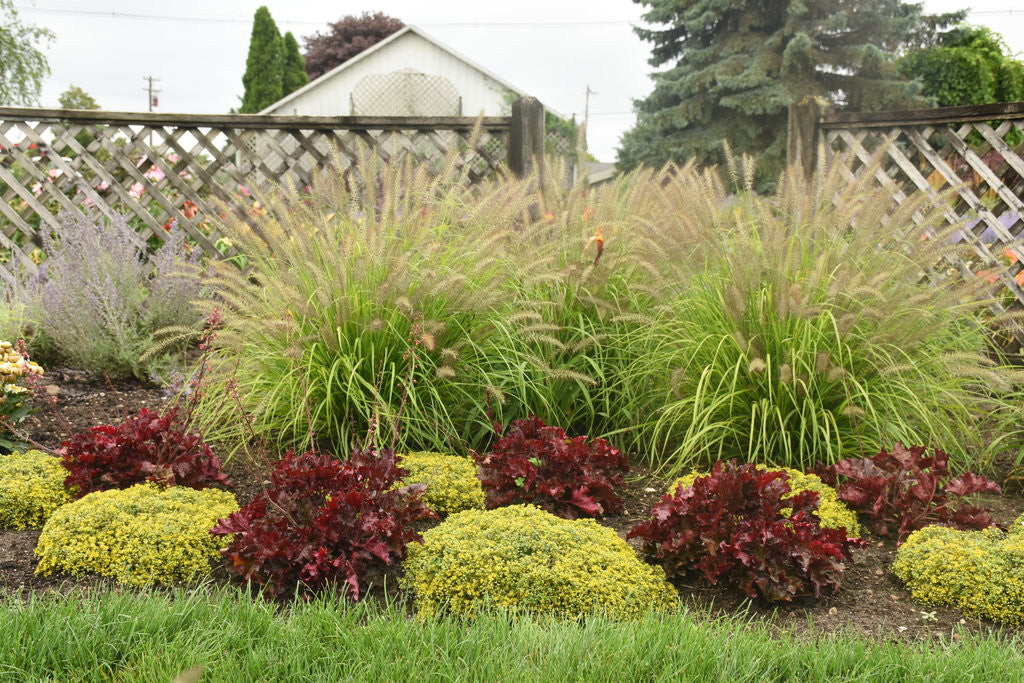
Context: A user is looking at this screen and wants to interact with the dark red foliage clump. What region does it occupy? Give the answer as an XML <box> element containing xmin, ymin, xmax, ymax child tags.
<box><xmin>473</xmin><ymin>416</ymin><xmax>629</xmax><ymax>519</ymax></box>
<box><xmin>59</xmin><ymin>407</ymin><xmax>230</xmax><ymax>497</ymax></box>
<box><xmin>816</xmin><ymin>443</ymin><xmax>1000</xmax><ymax>543</ymax></box>
<box><xmin>211</xmin><ymin>448</ymin><xmax>435</xmax><ymax>600</ymax></box>
<box><xmin>628</xmin><ymin>461</ymin><xmax>863</xmax><ymax>602</ymax></box>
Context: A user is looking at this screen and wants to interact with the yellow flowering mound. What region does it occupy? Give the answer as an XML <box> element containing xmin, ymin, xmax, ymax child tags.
<box><xmin>399</xmin><ymin>451</ymin><xmax>484</xmax><ymax>515</ymax></box>
<box><xmin>35</xmin><ymin>483</ymin><xmax>238</xmax><ymax>587</ymax></box>
<box><xmin>403</xmin><ymin>504</ymin><xmax>678</xmax><ymax>620</ymax></box>
<box><xmin>0</xmin><ymin>450</ymin><xmax>71</xmax><ymax>529</ymax></box>
<box><xmin>893</xmin><ymin>525</ymin><xmax>1024</xmax><ymax>625</ymax></box>
<box><xmin>670</xmin><ymin>466</ymin><xmax>861</xmax><ymax>536</ymax></box>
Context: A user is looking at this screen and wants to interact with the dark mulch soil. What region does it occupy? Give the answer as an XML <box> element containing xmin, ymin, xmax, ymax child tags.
<box><xmin>3</xmin><ymin>368</ymin><xmax>1024</xmax><ymax>641</ymax></box>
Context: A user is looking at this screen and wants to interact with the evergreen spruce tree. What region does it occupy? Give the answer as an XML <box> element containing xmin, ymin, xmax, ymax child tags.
<box><xmin>281</xmin><ymin>32</ymin><xmax>309</xmax><ymax>97</ymax></box>
<box><xmin>240</xmin><ymin>6</ymin><xmax>283</xmax><ymax>113</ymax></box>
<box><xmin>618</xmin><ymin>0</ymin><xmax>963</xmax><ymax>180</ymax></box>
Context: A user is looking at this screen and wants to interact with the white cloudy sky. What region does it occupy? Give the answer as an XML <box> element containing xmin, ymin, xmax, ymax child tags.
<box><xmin>11</xmin><ymin>0</ymin><xmax>1024</xmax><ymax>162</ymax></box>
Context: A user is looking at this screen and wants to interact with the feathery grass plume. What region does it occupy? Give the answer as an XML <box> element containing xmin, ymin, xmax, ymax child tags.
<box><xmin>614</xmin><ymin>153</ymin><xmax>1023</xmax><ymax>474</ymax></box>
<box><xmin>188</xmin><ymin>141</ymin><xmax>606</xmax><ymax>456</ymax></box>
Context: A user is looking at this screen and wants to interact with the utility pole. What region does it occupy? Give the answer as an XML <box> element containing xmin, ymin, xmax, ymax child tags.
<box><xmin>142</xmin><ymin>76</ymin><xmax>161</xmax><ymax>112</ymax></box>
<box><xmin>583</xmin><ymin>85</ymin><xmax>595</xmax><ymax>153</ymax></box>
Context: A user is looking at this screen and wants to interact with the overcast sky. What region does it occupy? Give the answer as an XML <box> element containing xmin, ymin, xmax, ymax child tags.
<box><xmin>12</xmin><ymin>0</ymin><xmax>1024</xmax><ymax>162</ymax></box>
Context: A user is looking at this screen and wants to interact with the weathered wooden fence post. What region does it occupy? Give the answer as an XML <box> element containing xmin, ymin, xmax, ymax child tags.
<box><xmin>787</xmin><ymin>97</ymin><xmax>832</xmax><ymax>178</ymax></box>
<box><xmin>509</xmin><ymin>97</ymin><xmax>545</xmax><ymax>178</ymax></box>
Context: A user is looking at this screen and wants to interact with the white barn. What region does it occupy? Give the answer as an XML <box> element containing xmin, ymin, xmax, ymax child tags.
<box><xmin>260</xmin><ymin>25</ymin><xmax>539</xmax><ymax>118</ymax></box>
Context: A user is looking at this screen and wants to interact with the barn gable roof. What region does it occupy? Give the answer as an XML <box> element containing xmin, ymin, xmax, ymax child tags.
<box><xmin>260</xmin><ymin>25</ymin><xmax>536</xmax><ymax>115</ymax></box>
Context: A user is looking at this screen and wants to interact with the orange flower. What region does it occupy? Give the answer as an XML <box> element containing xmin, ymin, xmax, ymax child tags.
<box><xmin>544</xmin><ymin>211</ymin><xmax>555</xmax><ymax>221</ymax></box>
<box><xmin>182</xmin><ymin>200</ymin><xmax>199</xmax><ymax>219</ymax></box>
<box><xmin>583</xmin><ymin>206</ymin><xmax>595</xmax><ymax>221</ymax></box>
<box><xmin>1016</xmin><ymin>270</ymin><xmax>1024</xmax><ymax>287</ymax></box>
<box><xmin>1006</xmin><ymin>247</ymin><xmax>1020</xmax><ymax>265</ymax></box>
<box><xmin>585</xmin><ymin>225</ymin><xmax>605</xmax><ymax>266</ymax></box>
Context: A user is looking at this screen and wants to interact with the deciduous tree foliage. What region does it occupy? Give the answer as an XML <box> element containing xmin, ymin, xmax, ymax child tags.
<box><xmin>281</xmin><ymin>31</ymin><xmax>309</xmax><ymax>97</ymax></box>
<box><xmin>618</xmin><ymin>0</ymin><xmax>962</xmax><ymax>180</ymax></box>
<box><xmin>901</xmin><ymin>26</ymin><xmax>1024</xmax><ymax>107</ymax></box>
<box><xmin>0</xmin><ymin>0</ymin><xmax>53</xmax><ymax>106</ymax></box>
<box><xmin>58</xmin><ymin>85</ymin><xmax>99</xmax><ymax>110</ymax></box>
<box><xmin>302</xmin><ymin>12</ymin><xmax>404</xmax><ymax>81</ymax></box>
<box><xmin>240</xmin><ymin>6</ymin><xmax>283</xmax><ymax>113</ymax></box>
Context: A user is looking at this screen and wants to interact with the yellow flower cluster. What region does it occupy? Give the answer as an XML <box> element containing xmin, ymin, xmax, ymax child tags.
<box><xmin>399</xmin><ymin>451</ymin><xmax>485</xmax><ymax>515</ymax></box>
<box><xmin>0</xmin><ymin>450</ymin><xmax>71</xmax><ymax>529</ymax></box>
<box><xmin>0</xmin><ymin>341</ymin><xmax>43</xmax><ymax>389</ymax></box>
<box><xmin>893</xmin><ymin>523</ymin><xmax>1024</xmax><ymax>625</ymax></box>
<box><xmin>402</xmin><ymin>504</ymin><xmax>678</xmax><ymax>620</ymax></box>
<box><xmin>34</xmin><ymin>483</ymin><xmax>238</xmax><ymax>587</ymax></box>
<box><xmin>670</xmin><ymin>465</ymin><xmax>861</xmax><ymax>536</ymax></box>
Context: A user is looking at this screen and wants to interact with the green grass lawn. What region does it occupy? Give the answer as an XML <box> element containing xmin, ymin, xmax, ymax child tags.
<box><xmin>0</xmin><ymin>588</ymin><xmax>1021</xmax><ymax>682</ymax></box>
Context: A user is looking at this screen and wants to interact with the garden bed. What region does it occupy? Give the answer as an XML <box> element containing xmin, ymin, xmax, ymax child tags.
<box><xmin>2</xmin><ymin>368</ymin><xmax>1022</xmax><ymax>642</ymax></box>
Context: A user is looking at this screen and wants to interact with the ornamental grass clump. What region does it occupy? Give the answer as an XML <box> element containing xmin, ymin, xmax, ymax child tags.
<box><xmin>23</xmin><ymin>212</ymin><xmax>203</xmax><ymax>378</ymax></box>
<box><xmin>402</xmin><ymin>504</ymin><xmax>678</xmax><ymax>620</ymax></box>
<box><xmin>671</xmin><ymin>465</ymin><xmax>861</xmax><ymax>536</ymax></box>
<box><xmin>0</xmin><ymin>450</ymin><xmax>71</xmax><ymax>529</ymax></box>
<box><xmin>398</xmin><ymin>451</ymin><xmax>484</xmax><ymax>515</ymax></box>
<box><xmin>34</xmin><ymin>483</ymin><xmax>238</xmax><ymax>587</ymax></box>
<box><xmin>630</xmin><ymin>461</ymin><xmax>864</xmax><ymax>602</ymax></box>
<box><xmin>893</xmin><ymin>524</ymin><xmax>1024</xmax><ymax>625</ymax></box>
<box><xmin>613</xmin><ymin>157</ymin><xmax>1024</xmax><ymax>473</ymax></box>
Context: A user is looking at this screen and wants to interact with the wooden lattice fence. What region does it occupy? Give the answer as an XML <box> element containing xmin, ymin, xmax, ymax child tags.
<box><xmin>789</xmin><ymin>99</ymin><xmax>1024</xmax><ymax>348</ymax></box>
<box><xmin>0</xmin><ymin>104</ymin><xmax>554</xmax><ymax>285</ymax></box>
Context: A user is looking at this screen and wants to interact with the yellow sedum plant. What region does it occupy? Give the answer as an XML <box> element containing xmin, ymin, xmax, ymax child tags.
<box><xmin>399</xmin><ymin>451</ymin><xmax>484</xmax><ymax>515</ymax></box>
<box><xmin>403</xmin><ymin>504</ymin><xmax>678</xmax><ymax>620</ymax></box>
<box><xmin>670</xmin><ymin>466</ymin><xmax>861</xmax><ymax>536</ymax></box>
<box><xmin>0</xmin><ymin>450</ymin><xmax>71</xmax><ymax>529</ymax></box>
<box><xmin>893</xmin><ymin>525</ymin><xmax>1024</xmax><ymax>625</ymax></box>
<box><xmin>35</xmin><ymin>483</ymin><xmax>238</xmax><ymax>587</ymax></box>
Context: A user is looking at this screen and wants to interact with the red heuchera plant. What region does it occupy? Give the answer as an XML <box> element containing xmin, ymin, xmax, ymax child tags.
<box><xmin>815</xmin><ymin>443</ymin><xmax>1000</xmax><ymax>543</ymax></box>
<box><xmin>473</xmin><ymin>415</ymin><xmax>628</xmax><ymax>519</ymax></box>
<box><xmin>211</xmin><ymin>448</ymin><xmax>435</xmax><ymax>600</ymax></box>
<box><xmin>628</xmin><ymin>461</ymin><xmax>863</xmax><ymax>602</ymax></box>
<box><xmin>59</xmin><ymin>407</ymin><xmax>230</xmax><ymax>497</ymax></box>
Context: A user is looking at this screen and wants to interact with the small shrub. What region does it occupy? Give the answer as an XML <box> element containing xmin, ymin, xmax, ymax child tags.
<box><xmin>34</xmin><ymin>483</ymin><xmax>238</xmax><ymax>586</ymax></box>
<box><xmin>473</xmin><ymin>416</ymin><xmax>628</xmax><ymax>519</ymax></box>
<box><xmin>630</xmin><ymin>461</ymin><xmax>863</xmax><ymax>602</ymax></box>
<box><xmin>0</xmin><ymin>341</ymin><xmax>44</xmax><ymax>452</ymax></box>
<box><xmin>893</xmin><ymin>525</ymin><xmax>1024</xmax><ymax>625</ymax></box>
<box><xmin>671</xmin><ymin>466</ymin><xmax>861</xmax><ymax>536</ymax></box>
<box><xmin>25</xmin><ymin>212</ymin><xmax>202</xmax><ymax>378</ymax></box>
<box><xmin>211</xmin><ymin>448</ymin><xmax>435</xmax><ymax>600</ymax></box>
<box><xmin>0</xmin><ymin>450</ymin><xmax>71</xmax><ymax>529</ymax></box>
<box><xmin>403</xmin><ymin>504</ymin><xmax>677</xmax><ymax>620</ymax></box>
<box><xmin>398</xmin><ymin>451</ymin><xmax>484</xmax><ymax>515</ymax></box>
<box><xmin>59</xmin><ymin>407</ymin><xmax>231</xmax><ymax>498</ymax></box>
<box><xmin>816</xmin><ymin>443</ymin><xmax>1000</xmax><ymax>542</ymax></box>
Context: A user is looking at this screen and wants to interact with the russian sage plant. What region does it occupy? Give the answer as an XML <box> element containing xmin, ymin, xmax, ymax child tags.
<box><xmin>26</xmin><ymin>212</ymin><xmax>202</xmax><ymax>378</ymax></box>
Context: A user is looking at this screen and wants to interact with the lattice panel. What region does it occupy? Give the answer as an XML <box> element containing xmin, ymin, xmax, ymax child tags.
<box><xmin>0</xmin><ymin>111</ymin><xmax>511</xmax><ymax>284</ymax></box>
<box><xmin>351</xmin><ymin>72</ymin><xmax>462</xmax><ymax>116</ymax></box>
<box><xmin>822</xmin><ymin>118</ymin><xmax>1024</xmax><ymax>348</ymax></box>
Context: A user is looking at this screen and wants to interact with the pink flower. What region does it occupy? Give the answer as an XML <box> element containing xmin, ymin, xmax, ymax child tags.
<box><xmin>128</xmin><ymin>182</ymin><xmax>145</xmax><ymax>199</ymax></box>
<box><xmin>143</xmin><ymin>166</ymin><xmax>165</xmax><ymax>182</ymax></box>
<box><xmin>30</xmin><ymin>182</ymin><xmax>42</xmax><ymax>196</ymax></box>
<box><xmin>96</xmin><ymin>180</ymin><xmax>110</xmax><ymax>191</ymax></box>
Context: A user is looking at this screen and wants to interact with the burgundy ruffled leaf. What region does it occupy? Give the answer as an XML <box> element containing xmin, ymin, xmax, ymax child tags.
<box><xmin>816</xmin><ymin>443</ymin><xmax>998</xmax><ymax>543</ymax></box>
<box><xmin>628</xmin><ymin>461</ymin><xmax>864</xmax><ymax>602</ymax></box>
<box><xmin>211</xmin><ymin>448</ymin><xmax>436</xmax><ymax>600</ymax></box>
<box><xmin>59</xmin><ymin>407</ymin><xmax>230</xmax><ymax>497</ymax></box>
<box><xmin>473</xmin><ymin>415</ymin><xmax>629</xmax><ymax>519</ymax></box>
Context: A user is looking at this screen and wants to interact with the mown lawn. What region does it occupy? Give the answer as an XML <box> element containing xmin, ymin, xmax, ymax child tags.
<box><xmin>0</xmin><ymin>588</ymin><xmax>1021</xmax><ymax>682</ymax></box>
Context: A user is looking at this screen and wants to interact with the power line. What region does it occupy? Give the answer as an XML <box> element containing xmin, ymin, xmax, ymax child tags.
<box><xmin>12</xmin><ymin>5</ymin><xmax>642</xmax><ymax>27</ymax></box>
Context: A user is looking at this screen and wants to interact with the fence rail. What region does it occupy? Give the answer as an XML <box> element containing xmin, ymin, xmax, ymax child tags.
<box><xmin>0</xmin><ymin>101</ymin><xmax>551</xmax><ymax>284</ymax></box>
<box><xmin>789</xmin><ymin>98</ymin><xmax>1024</xmax><ymax>349</ymax></box>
